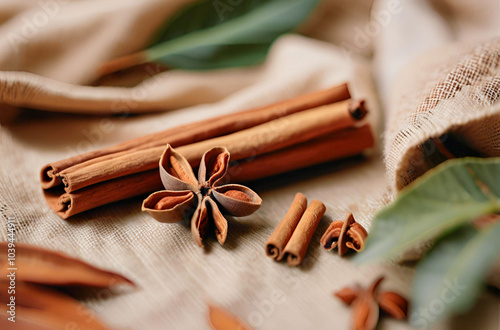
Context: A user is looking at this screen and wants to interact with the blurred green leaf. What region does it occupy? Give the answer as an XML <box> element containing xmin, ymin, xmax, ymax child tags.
<box><xmin>410</xmin><ymin>222</ymin><xmax>500</xmax><ymax>326</ymax></box>
<box><xmin>145</xmin><ymin>0</ymin><xmax>321</xmax><ymax>70</ymax></box>
<box><xmin>354</xmin><ymin>157</ymin><xmax>500</xmax><ymax>264</ymax></box>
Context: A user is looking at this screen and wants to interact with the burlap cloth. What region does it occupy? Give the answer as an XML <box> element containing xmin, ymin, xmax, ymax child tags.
<box><xmin>0</xmin><ymin>0</ymin><xmax>498</xmax><ymax>329</ymax></box>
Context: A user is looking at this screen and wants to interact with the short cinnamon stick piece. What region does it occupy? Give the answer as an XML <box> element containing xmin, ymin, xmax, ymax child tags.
<box><xmin>283</xmin><ymin>200</ymin><xmax>326</xmax><ymax>266</ymax></box>
<box><xmin>265</xmin><ymin>193</ymin><xmax>307</xmax><ymax>260</ymax></box>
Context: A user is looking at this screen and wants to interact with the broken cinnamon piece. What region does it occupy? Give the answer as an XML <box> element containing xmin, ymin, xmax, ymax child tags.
<box><xmin>320</xmin><ymin>220</ymin><xmax>344</xmax><ymax>250</ymax></box>
<box><xmin>320</xmin><ymin>213</ymin><xmax>368</xmax><ymax>256</ymax></box>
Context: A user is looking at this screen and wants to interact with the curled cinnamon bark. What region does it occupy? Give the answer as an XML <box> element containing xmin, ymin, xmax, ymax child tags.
<box><xmin>321</xmin><ymin>213</ymin><xmax>368</xmax><ymax>256</ymax></box>
<box><xmin>41</xmin><ymin>83</ymin><xmax>350</xmax><ymax>189</ymax></box>
<box><xmin>283</xmin><ymin>200</ymin><xmax>326</xmax><ymax>266</ymax></box>
<box><xmin>265</xmin><ymin>193</ymin><xmax>308</xmax><ymax>260</ymax></box>
<box><xmin>57</xmin><ymin>98</ymin><xmax>364</xmax><ymax>194</ymax></box>
<box><xmin>40</xmin><ymin>84</ymin><xmax>375</xmax><ymax>219</ymax></box>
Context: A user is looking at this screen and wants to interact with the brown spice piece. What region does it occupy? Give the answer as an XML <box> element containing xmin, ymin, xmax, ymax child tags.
<box><xmin>0</xmin><ymin>242</ymin><xmax>134</xmax><ymax>329</ymax></box>
<box><xmin>39</xmin><ymin>84</ymin><xmax>373</xmax><ymax>219</ymax></box>
<box><xmin>351</xmin><ymin>277</ymin><xmax>383</xmax><ymax>330</ymax></box>
<box><xmin>320</xmin><ymin>220</ymin><xmax>343</xmax><ymax>250</ymax></box>
<box><xmin>283</xmin><ymin>200</ymin><xmax>326</xmax><ymax>266</ymax></box>
<box><xmin>155</xmin><ymin>193</ymin><xmax>194</xmax><ymax>210</ymax></box>
<box><xmin>378</xmin><ymin>291</ymin><xmax>409</xmax><ymax>320</ymax></box>
<box><xmin>41</xmin><ymin>83</ymin><xmax>350</xmax><ymax>190</ymax></box>
<box><xmin>265</xmin><ymin>193</ymin><xmax>308</xmax><ymax>260</ymax></box>
<box><xmin>45</xmin><ymin>125</ymin><xmax>373</xmax><ymax>220</ymax></box>
<box><xmin>231</xmin><ymin>125</ymin><xmax>374</xmax><ymax>183</ymax></box>
<box><xmin>142</xmin><ymin>146</ymin><xmax>262</xmax><ymax>247</ymax></box>
<box><xmin>321</xmin><ymin>213</ymin><xmax>368</xmax><ymax>256</ymax></box>
<box><xmin>0</xmin><ymin>242</ymin><xmax>134</xmax><ymax>288</ymax></box>
<box><xmin>223</xmin><ymin>190</ymin><xmax>254</xmax><ymax>202</ymax></box>
<box><xmin>345</xmin><ymin>222</ymin><xmax>368</xmax><ymax>253</ymax></box>
<box><xmin>0</xmin><ymin>281</ymin><xmax>108</xmax><ymax>330</ymax></box>
<box><xmin>334</xmin><ymin>277</ymin><xmax>409</xmax><ymax>330</ymax></box>
<box><xmin>334</xmin><ymin>286</ymin><xmax>362</xmax><ymax>305</ymax></box>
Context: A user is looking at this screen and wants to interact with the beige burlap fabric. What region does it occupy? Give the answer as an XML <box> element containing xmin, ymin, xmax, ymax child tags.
<box><xmin>0</xmin><ymin>0</ymin><xmax>499</xmax><ymax>329</ymax></box>
<box><xmin>385</xmin><ymin>39</ymin><xmax>500</xmax><ymax>192</ymax></box>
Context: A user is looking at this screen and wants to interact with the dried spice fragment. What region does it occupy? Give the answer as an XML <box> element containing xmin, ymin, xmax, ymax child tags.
<box><xmin>0</xmin><ymin>242</ymin><xmax>134</xmax><ymax>288</ymax></box>
<box><xmin>321</xmin><ymin>213</ymin><xmax>368</xmax><ymax>256</ymax></box>
<box><xmin>0</xmin><ymin>242</ymin><xmax>134</xmax><ymax>329</ymax></box>
<box><xmin>378</xmin><ymin>291</ymin><xmax>409</xmax><ymax>319</ymax></box>
<box><xmin>334</xmin><ymin>277</ymin><xmax>409</xmax><ymax>330</ymax></box>
<box><xmin>143</xmin><ymin>145</ymin><xmax>262</xmax><ymax>247</ymax></box>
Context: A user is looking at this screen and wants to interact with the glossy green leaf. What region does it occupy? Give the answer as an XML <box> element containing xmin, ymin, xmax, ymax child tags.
<box><xmin>410</xmin><ymin>222</ymin><xmax>500</xmax><ymax>326</ymax></box>
<box><xmin>354</xmin><ymin>157</ymin><xmax>500</xmax><ymax>264</ymax></box>
<box><xmin>144</xmin><ymin>0</ymin><xmax>320</xmax><ymax>70</ymax></box>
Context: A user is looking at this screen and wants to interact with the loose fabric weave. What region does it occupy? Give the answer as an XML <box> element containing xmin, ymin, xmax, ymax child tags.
<box><xmin>0</xmin><ymin>0</ymin><xmax>499</xmax><ymax>329</ymax></box>
<box><xmin>385</xmin><ymin>38</ymin><xmax>500</xmax><ymax>191</ymax></box>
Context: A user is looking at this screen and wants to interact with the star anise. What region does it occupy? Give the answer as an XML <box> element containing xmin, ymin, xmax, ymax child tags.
<box><xmin>334</xmin><ymin>277</ymin><xmax>409</xmax><ymax>330</ymax></box>
<box><xmin>142</xmin><ymin>145</ymin><xmax>262</xmax><ymax>247</ymax></box>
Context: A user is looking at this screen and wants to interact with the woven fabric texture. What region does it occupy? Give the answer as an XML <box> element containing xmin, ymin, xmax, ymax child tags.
<box><xmin>0</xmin><ymin>0</ymin><xmax>499</xmax><ymax>329</ymax></box>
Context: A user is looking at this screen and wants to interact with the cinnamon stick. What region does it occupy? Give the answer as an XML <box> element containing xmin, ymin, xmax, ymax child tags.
<box><xmin>56</xmin><ymin>99</ymin><xmax>365</xmax><ymax>193</ymax></box>
<box><xmin>41</xmin><ymin>84</ymin><xmax>350</xmax><ymax>189</ymax></box>
<box><xmin>40</xmin><ymin>85</ymin><xmax>375</xmax><ymax>219</ymax></box>
<box><xmin>282</xmin><ymin>200</ymin><xmax>326</xmax><ymax>266</ymax></box>
<box><xmin>229</xmin><ymin>125</ymin><xmax>374</xmax><ymax>182</ymax></box>
<box><xmin>265</xmin><ymin>193</ymin><xmax>308</xmax><ymax>260</ymax></box>
<box><xmin>50</xmin><ymin>125</ymin><xmax>373</xmax><ymax>219</ymax></box>
<box><xmin>45</xmin><ymin>169</ymin><xmax>164</xmax><ymax>219</ymax></box>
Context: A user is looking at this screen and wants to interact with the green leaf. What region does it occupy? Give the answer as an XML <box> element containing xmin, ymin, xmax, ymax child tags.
<box><xmin>144</xmin><ymin>0</ymin><xmax>321</xmax><ymax>70</ymax></box>
<box><xmin>410</xmin><ymin>222</ymin><xmax>500</xmax><ymax>326</ymax></box>
<box><xmin>354</xmin><ymin>157</ymin><xmax>500</xmax><ymax>264</ymax></box>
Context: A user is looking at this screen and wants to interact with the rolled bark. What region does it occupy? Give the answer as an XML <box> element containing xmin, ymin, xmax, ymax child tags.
<box><xmin>39</xmin><ymin>85</ymin><xmax>377</xmax><ymax>219</ymax></box>
<box><xmin>45</xmin><ymin>125</ymin><xmax>373</xmax><ymax>219</ymax></box>
<box><xmin>56</xmin><ymin>99</ymin><xmax>364</xmax><ymax>193</ymax></box>
<box><xmin>229</xmin><ymin>125</ymin><xmax>374</xmax><ymax>182</ymax></box>
<box><xmin>265</xmin><ymin>193</ymin><xmax>308</xmax><ymax>261</ymax></box>
<box><xmin>283</xmin><ymin>200</ymin><xmax>326</xmax><ymax>266</ymax></box>
<box><xmin>41</xmin><ymin>83</ymin><xmax>350</xmax><ymax>189</ymax></box>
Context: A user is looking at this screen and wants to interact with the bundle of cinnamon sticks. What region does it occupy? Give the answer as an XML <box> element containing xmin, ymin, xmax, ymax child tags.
<box><xmin>40</xmin><ymin>83</ymin><xmax>374</xmax><ymax>219</ymax></box>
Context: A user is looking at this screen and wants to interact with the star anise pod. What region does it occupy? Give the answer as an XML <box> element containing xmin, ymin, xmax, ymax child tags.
<box><xmin>142</xmin><ymin>145</ymin><xmax>262</xmax><ymax>247</ymax></box>
<box><xmin>334</xmin><ymin>276</ymin><xmax>409</xmax><ymax>330</ymax></box>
